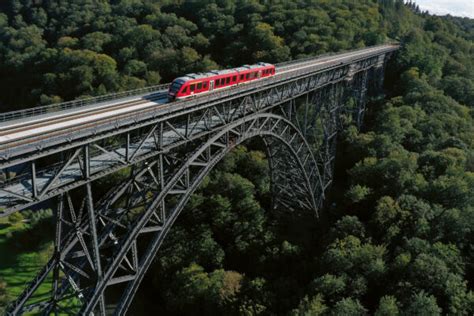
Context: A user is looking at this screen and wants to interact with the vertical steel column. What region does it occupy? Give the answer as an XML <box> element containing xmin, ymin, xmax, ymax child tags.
<box><xmin>356</xmin><ymin>70</ymin><xmax>369</xmax><ymax>129</ymax></box>
<box><xmin>84</xmin><ymin>145</ymin><xmax>106</xmax><ymax>315</ymax></box>
<box><xmin>31</xmin><ymin>161</ymin><xmax>37</xmax><ymax>198</ymax></box>
<box><xmin>158</xmin><ymin>122</ymin><xmax>165</xmax><ymax>222</ymax></box>
<box><xmin>52</xmin><ymin>194</ymin><xmax>63</xmax><ymax>316</ymax></box>
<box><xmin>303</xmin><ymin>93</ymin><xmax>309</xmax><ymax>138</ymax></box>
<box><xmin>185</xmin><ymin>113</ymin><xmax>190</xmax><ymax>138</ymax></box>
<box><xmin>126</xmin><ymin>132</ymin><xmax>130</xmax><ymax>163</ymax></box>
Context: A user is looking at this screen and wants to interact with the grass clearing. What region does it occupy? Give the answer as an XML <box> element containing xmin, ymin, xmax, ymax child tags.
<box><xmin>0</xmin><ymin>216</ymin><xmax>53</xmax><ymax>310</ymax></box>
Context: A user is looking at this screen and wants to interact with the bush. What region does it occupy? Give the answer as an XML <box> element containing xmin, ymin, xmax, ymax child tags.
<box><xmin>8</xmin><ymin>212</ymin><xmax>23</xmax><ymax>224</ymax></box>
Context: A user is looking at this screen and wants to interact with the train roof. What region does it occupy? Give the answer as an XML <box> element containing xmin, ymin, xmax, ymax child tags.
<box><xmin>174</xmin><ymin>62</ymin><xmax>274</xmax><ymax>82</ymax></box>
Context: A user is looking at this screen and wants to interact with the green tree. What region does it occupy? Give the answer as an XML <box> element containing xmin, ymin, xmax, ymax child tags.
<box><xmin>167</xmin><ymin>263</ymin><xmax>243</xmax><ymax>315</ymax></box>
<box><xmin>405</xmin><ymin>291</ymin><xmax>441</xmax><ymax>316</ymax></box>
<box><xmin>311</xmin><ymin>274</ymin><xmax>346</xmax><ymax>304</ymax></box>
<box><xmin>247</xmin><ymin>22</ymin><xmax>290</xmax><ymax>62</ymax></box>
<box><xmin>330</xmin><ymin>298</ymin><xmax>367</xmax><ymax>316</ymax></box>
<box><xmin>291</xmin><ymin>294</ymin><xmax>327</xmax><ymax>316</ymax></box>
<box><xmin>346</xmin><ymin>185</ymin><xmax>372</xmax><ymax>203</ymax></box>
<box><xmin>375</xmin><ymin>296</ymin><xmax>399</xmax><ymax>316</ymax></box>
<box><xmin>81</xmin><ymin>32</ymin><xmax>112</xmax><ymax>52</ymax></box>
<box><xmin>8</xmin><ymin>212</ymin><xmax>23</xmax><ymax>224</ymax></box>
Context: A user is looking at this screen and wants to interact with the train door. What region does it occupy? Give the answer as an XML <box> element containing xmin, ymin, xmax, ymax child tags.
<box><xmin>257</xmin><ymin>70</ymin><xmax>262</xmax><ymax>78</ymax></box>
<box><xmin>210</xmin><ymin>80</ymin><xmax>214</xmax><ymax>91</ymax></box>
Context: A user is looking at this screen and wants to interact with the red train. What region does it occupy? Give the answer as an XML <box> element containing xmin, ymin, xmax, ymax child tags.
<box><xmin>168</xmin><ymin>63</ymin><xmax>276</xmax><ymax>101</ymax></box>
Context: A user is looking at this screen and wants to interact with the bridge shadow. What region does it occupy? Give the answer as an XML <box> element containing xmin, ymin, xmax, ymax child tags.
<box><xmin>142</xmin><ymin>91</ymin><xmax>169</xmax><ymax>105</ymax></box>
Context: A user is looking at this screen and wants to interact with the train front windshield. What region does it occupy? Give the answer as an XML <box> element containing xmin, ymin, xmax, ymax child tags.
<box><xmin>169</xmin><ymin>81</ymin><xmax>183</xmax><ymax>95</ymax></box>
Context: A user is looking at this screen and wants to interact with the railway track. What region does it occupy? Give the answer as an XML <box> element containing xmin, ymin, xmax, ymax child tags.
<box><xmin>0</xmin><ymin>93</ymin><xmax>168</xmax><ymax>136</ymax></box>
<box><xmin>0</xmin><ymin>93</ymin><xmax>169</xmax><ymax>148</ymax></box>
<box><xmin>0</xmin><ymin>45</ymin><xmax>395</xmax><ymax>151</ymax></box>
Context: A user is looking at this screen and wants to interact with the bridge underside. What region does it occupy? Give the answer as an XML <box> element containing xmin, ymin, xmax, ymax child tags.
<box><xmin>8</xmin><ymin>113</ymin><xmax>324</xmax><ymax>315</ymax></box>
<box><xmin>2</xmin><ymin>48</ymin><xmax>393</xmax><ymax>315</ymax></box>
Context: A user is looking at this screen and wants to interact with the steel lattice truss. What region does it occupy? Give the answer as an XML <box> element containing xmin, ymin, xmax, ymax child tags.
<box><xmin>1</xmin><ymin>48</ymin><xmax>395</xmax><ymax>315</ymax></box>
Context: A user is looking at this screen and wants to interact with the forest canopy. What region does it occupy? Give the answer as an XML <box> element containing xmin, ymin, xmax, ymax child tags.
<box><xmin>0</xmin><ymin>0</ymin><xmax>473</xmax><ymax>315</ymax></box>
<box><xmin>0</xmin><ymin>0</ymin><xmax>389</xmax><ymax>111</ymax></box>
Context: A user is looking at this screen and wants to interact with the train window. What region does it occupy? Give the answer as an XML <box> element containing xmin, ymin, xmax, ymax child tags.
<box><xmin>232</xmin><ymin>76</ymin><xmax>237</xmax><ymax>81</ymax></box>
<box><xmin>190</xmin><ymin>84</ymin><xmax>195</xmax><ymax>92</ymax></box>
<box><xmin>197</xmin><ymin>82</ymin><xmax>202</xmax><ymax>90</ymax></box>
<box><xmin>215</xmin><ymin>80</ymin><xmax>220</xmax><ymax>87</ymax></box>
<box><xmin>226</xmin><ymin>77</ymin><xmax>230</xmax><ymax>84</ymax></box>
<box><xmin>246</xmin><ymin>73</ymin><xmax>250</xmax><ymax>80</ymax></box>
<box><xmin>203</xmin><ymin>82</ymin><xmax>208</xmax><ymax>88</ymax></box>
<box><xmin>240</xmin><ymin>74</ymin><xmax>244</xmax><ymax>80</ymax></box>
<box><xmin>182</xmin><ymin>86</ymin><xmax>188</xmax><ymax>93</ymax></box>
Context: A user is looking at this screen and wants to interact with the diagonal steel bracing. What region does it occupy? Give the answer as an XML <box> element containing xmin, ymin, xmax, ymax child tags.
<box><xmin>1</xmin><ymin>45</ymin><xmax>397</xmax><ymax>315</ymax></box>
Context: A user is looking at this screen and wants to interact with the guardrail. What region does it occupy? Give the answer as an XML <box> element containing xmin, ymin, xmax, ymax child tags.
<box><xmin>0</xmin><ymin>43</ymin><xmax>398</xmax><ymax>125</ymax></box>
<box><xmin>0</xmin><ymin>45</ymin><xmax>399</xmax><ymax>160</ymax></box>
<box><xmin>0</xmin><ymin>83</ymin><xmax>171</xmax><ymax>123</ymax></box>
<box><xmin>275</xmin><ymin>42</ymin><xmax>398</xmax><ymax>68</ymax></box>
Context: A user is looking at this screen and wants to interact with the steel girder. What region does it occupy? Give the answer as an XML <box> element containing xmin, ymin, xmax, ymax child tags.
<box><xmin>0</xmin><ymin>48</ymin><xmax>396</xmax><ymax>163</ymax></box>
<box><xmin>0</xmin><ymin>52</ymin><xmax>390</xmax><ymax>217</ymax></box>
<box><xmin>5</xmin><ymin>113</ymin><xmax>323</xmax><ymax>315</ymax></box>
<box><xmin>2</xmin><ymin>49</ymin><xmax>396</xmax><ymax>316</ymax></box>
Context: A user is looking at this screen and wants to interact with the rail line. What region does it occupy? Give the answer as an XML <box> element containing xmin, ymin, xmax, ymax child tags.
<box><xmin>0</xmin><ymin>93</ymin><xmax>167</xmax><ymax>137</ymax></box>
<box><xmin>0</xmin><ymin>45</ymin><xmax>395</xmax><ymax>151</ymax></box>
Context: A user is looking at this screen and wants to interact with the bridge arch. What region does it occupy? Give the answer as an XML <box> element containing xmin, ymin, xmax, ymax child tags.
<box><xmin>75</xmin><ymin>113</ymin><xmax>324</xmax><ymax>315</ymax></box>
<box><xmin>3</xmin><ymin>46</ymin><xmax>398</xmax><ymax>316</ymax></box>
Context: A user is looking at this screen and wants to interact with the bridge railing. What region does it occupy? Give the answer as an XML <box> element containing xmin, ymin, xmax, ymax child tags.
<box><xmin>0</xmin><ymin>83</ymin><xmax>171</xmax><ymax>124</ymax></box>
<box><xmin>0</xmin><ymin>43</ymin><xmax>398</xmax><ymax>125</ymax></box>
<box><xmin>0</xmin><ymin>45</ymin><xmax>399</xmax><ymax>160</ymax></box>
<box><xmin>276</xmin><ymin>50</ymin><xmax>340</xmax><ymax>68</ymax></box>
<box><xmin>275</xmin><ymin>42</ymin><xmax>399</xmax><ymax>68</ymax></box>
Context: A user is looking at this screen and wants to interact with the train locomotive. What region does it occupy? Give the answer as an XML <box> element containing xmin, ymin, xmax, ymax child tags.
<box><xmin>168</xmin><ymin>63</ymin><xmax>275</xmax><ymax>101</ymax></box>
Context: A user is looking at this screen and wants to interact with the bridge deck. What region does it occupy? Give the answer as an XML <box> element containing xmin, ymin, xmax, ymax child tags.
<box><xmin>0</xmin><ymin>91</ymin><xmax>166</xmax><ymax>132</ymax></box>
<box><xmin>1</xmin><ymin>44</ymin><xmax>400</xmax><ymax>316</ymax></box>
<box><xmin>0</xmin><ymin>44</ymin><xmax>398</xmax><ymax>216</ymax></box>
<box><xmin>0</xmin><ymin>45</ymin><xmax>396</xmax><ymax>156</ymax></box>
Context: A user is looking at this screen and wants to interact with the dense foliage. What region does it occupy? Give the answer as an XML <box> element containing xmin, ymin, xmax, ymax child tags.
<box><xmin>0</xmin><ymin>0</ymin><xmax>386</xmax><ymax>111</ymax></box>
<box><xmin>0</xmin><ymin>0</ymin><xmax>473</xmax><ymax>315</ymax></box>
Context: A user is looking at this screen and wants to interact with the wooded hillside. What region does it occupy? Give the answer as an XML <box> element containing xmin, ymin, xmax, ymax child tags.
<box><xmin>0</xmin><ymin>1</ymin><xmax>473</xmax><ymax>315</ymax></box>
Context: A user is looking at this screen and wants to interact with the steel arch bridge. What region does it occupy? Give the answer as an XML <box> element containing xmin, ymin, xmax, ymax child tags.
<box><xmin>0</xmin><ymin>44</ymin><xmax>398</xmax><ymax>315</ymax></box>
